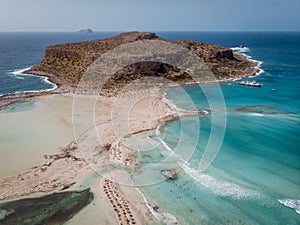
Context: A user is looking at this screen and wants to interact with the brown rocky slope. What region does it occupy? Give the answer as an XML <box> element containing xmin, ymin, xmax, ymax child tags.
<box><xmin>26</xmin><ymin>31</ymin><xmax>258</xmax><ymax>92</ymax></box>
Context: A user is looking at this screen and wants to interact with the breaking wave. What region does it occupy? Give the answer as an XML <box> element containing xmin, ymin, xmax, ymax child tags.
<box><xmin>136</xmin><ymin>188</ymin><xmax>179</xmax><ymax>225</ymax></box>
<box><xmin>231</xmin><ymin>46</ymin><xmax>264</xmax><ymax>77</ymax></box>
<box><xmin>278</xmin><ymin>199</ymin><xmax>300</xmax><ymax>215</ymax></box>
<box><xmin>8</xmin><ymin>67</ymin><xmax>57</xmax><ymax>95</ymax></box>
<box><xmin>178</xmin><ymin>161</ymin><xmax>263</xmax><ymax>200</ymax></box>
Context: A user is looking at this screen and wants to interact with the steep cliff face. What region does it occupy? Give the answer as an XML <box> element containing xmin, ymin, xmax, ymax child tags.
<box><xmin>26</xmin><ymin>32</ymin><xmax>257</xmax><ymax>90</ymax></box>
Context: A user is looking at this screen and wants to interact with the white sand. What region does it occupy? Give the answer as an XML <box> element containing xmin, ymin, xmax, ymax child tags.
<box><xmin>0</xmin><ymin>94</ymin><xmax>105</xmax><ymax>178</ymax></box>
<box><xmin>0</xmin><ymin>87</ymin><xmax>197</xmax><ymax>224</ymax></box>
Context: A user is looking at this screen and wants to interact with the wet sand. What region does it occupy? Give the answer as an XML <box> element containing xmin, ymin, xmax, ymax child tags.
<box><xmin>0</xmin><ymin>93</ymin><xmax>103</xmax><ymax>178</ymax></box>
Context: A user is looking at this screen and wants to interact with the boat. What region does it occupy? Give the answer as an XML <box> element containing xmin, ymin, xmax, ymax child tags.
<box><xmin>238</xmin><ymin>80</ymin><xmax>262</xmax><ymax>87</ymax></box>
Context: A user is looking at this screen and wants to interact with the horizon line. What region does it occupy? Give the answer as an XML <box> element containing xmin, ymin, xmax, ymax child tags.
<box><xmin>0</xmin><ymin>30</ymin><xmax>299</xmax><ymax>33</ymax></box>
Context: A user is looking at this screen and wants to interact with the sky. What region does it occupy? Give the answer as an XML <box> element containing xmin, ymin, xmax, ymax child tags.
<box><xmin>0</xmin><ymin>0</ymin><xmax>299</xmax><ymax>32</ymax></box>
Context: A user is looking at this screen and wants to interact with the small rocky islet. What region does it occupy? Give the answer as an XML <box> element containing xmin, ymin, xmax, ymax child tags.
<box><xmin>78</xmin><ymin>28</ymin><xmax>94</xmax><ymax>34</ymax></box>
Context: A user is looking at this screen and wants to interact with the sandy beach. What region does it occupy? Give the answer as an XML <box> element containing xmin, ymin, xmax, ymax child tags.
<box><xmin>0</xmin><ymin>92</ymin><xmax>103</xmax><ymax>178</ymax></box>
<box><xmin>0</xmin><ymin>85</ymin><xmax>193</xmax><ymax>224</ymax></box>
<box><xmin>0</xmin><ymin>30</ymin><xmax>261</xmax><ymax>224</ymax></box>
<box><xmin>0</xmin><ymin>62</ymin><xmax>255</xmax><ymax>224</ymax></box>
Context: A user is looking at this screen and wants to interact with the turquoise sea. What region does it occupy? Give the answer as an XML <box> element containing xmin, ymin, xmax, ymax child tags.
<box><xmin>0</xmin><ymin>32</ymin><xmax>299</xmax><ymax>224</ymax></box>
<box><xmin>131</xmin><ymin>32</ymin><xmax>300</xmax><ymax>224</ymax></box>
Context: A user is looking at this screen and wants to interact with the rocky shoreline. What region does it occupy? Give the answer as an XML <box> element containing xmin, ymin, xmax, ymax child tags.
<box><xmin>0</xmin><ymin>31</ymin><xmax>258</xmax><ymax>110</ymax></box>
<box><xmin>25</xmin><ymin>31</ymin><xmax>258</xmax><ymax>93</ymax></box>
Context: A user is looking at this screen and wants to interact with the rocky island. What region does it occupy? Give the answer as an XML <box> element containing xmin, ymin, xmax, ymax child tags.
<box><xmin>26</xmin><ymin>31</ymin><xmax>258</xmax><ymax>93</ymax></box>
<box><xmin>78</xmin><ymin>28</ymin><xmax>94</xmax><ymax>34</ymax></box>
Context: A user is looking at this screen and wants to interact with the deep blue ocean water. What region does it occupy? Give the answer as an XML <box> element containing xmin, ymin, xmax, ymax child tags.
<box><xmin>0</xmin><ymin>32</ymin><xmax>299</xmax><ymax>224</ymax></box>
<box><xmin>0</xmin><ymin>32</ymin><xmax>119</xmax><ymax>96</ymax></box>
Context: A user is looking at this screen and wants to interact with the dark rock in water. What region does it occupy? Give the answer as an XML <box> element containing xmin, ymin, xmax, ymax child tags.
<box><xmin>0</xmin><ymin>188</ymin><xmax>93</xmax><ymax>225</ymax></box>
<box><xmin>153</xmin><ymin>204</ymin><xmax>159</xmax><ymax>211</ymax></box>
<box><xmin>78</xmin><ymin>28</ymin><xmax>93</xmax><ymax>34</ymax></box>
<box><xmin>162</xmin><ymin>169</ymin><xmax>177</xmax><ymax>180</ymax></box>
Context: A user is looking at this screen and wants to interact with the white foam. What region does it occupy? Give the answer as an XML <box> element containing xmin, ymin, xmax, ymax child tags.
<box><xmin>203</xmin><ymin>110</ymin><xmax>209</xmax><ymax>115</ymax></box>
<box><xmin>157</xmin><ymin>135</ymin><xmax>173</xmax><ymax>153</ymax></box>
<box><xmin>136</xmin><ymin>188</ymin><xmax>179</xmax><ymax>225</ymax></box>
<box><xmin>156</xmin><ymin>134</ymin><xmax>190</xmax><ymax>166</ymax></box>
<box><xmin>178</xmin><ymin>161</ymin><xmax>263</xmax><ymax>200</ymax></box>
<box><xmin>13</xmin><ymin>85</ymin><xmax>57</xmax><ymax>95</ymax></box>
<box><xmin>9</xmin><ymin>67</ymin><xmax>57</xmax><ymax>94</ymax></box>
<box><xmin>233</xmin><ymin>77</ymin><xmax>243</xmax><ymax>81</ymax></box>
<box><xmin>231</xmin><ymin>46</ymin><xmax>264</xmax><ymax>77</ymax></box>
<box><xmin>231</xmin><ymin>47</ymin><xmax>250</xmax><ymax>53</ymax></box>
<box><xmin>162</xmin><ymin>92</ymin><xmax>182</xmax><ymax>111</ymax></box>
<box><xmin>249</xmin><ymin>112</ymin><xmax>265</xmax><ymax>117</ymax></box>
<box><xmin>278</xmin><ymin>199</ymin><xmax>300</xmax><ymax>215</ymax></box>
<box><xmin>11</xmin><ymin>67</ymin><xmax>32</xmax><ymax>76</ymax></box>
<box><xmin>10</xmin><ymin>67</ymin><xmax>31</xmax><ymax>80</ymax></box>
<box><xmin>162</xmin><ymin>91</ymin><xmax>204</xmax><ymax>117</ymax></box>
<box><xmin>249</xmin><ymin>59</ymin><xmax>265</xmax><ymax>77</ymax></box>
<box><xmin>158</xmin><ymin>132</ymin><xmax>269</xmax><ymax>204</ymax></box>
<box><xmin>155</xmin><ymin>122</ymin><xmax>162</xmax><ymax>136</ymax></box>
<box><xmin>11</xmin><ymin>76</ymin><xmax>24</xmax><ymax>80</ymax></box>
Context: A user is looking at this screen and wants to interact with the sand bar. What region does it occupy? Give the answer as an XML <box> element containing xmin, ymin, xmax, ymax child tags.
<box><xmin>0</xmin><ymin>86</ymin><xmax>204</xmax><ymax>224</ymax></box>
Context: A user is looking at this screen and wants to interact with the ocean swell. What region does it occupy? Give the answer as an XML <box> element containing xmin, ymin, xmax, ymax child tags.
<box><xmin>7</xmin><ymin>67</ymin><xmax>57</xmax><ymax>95</ymax></box>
